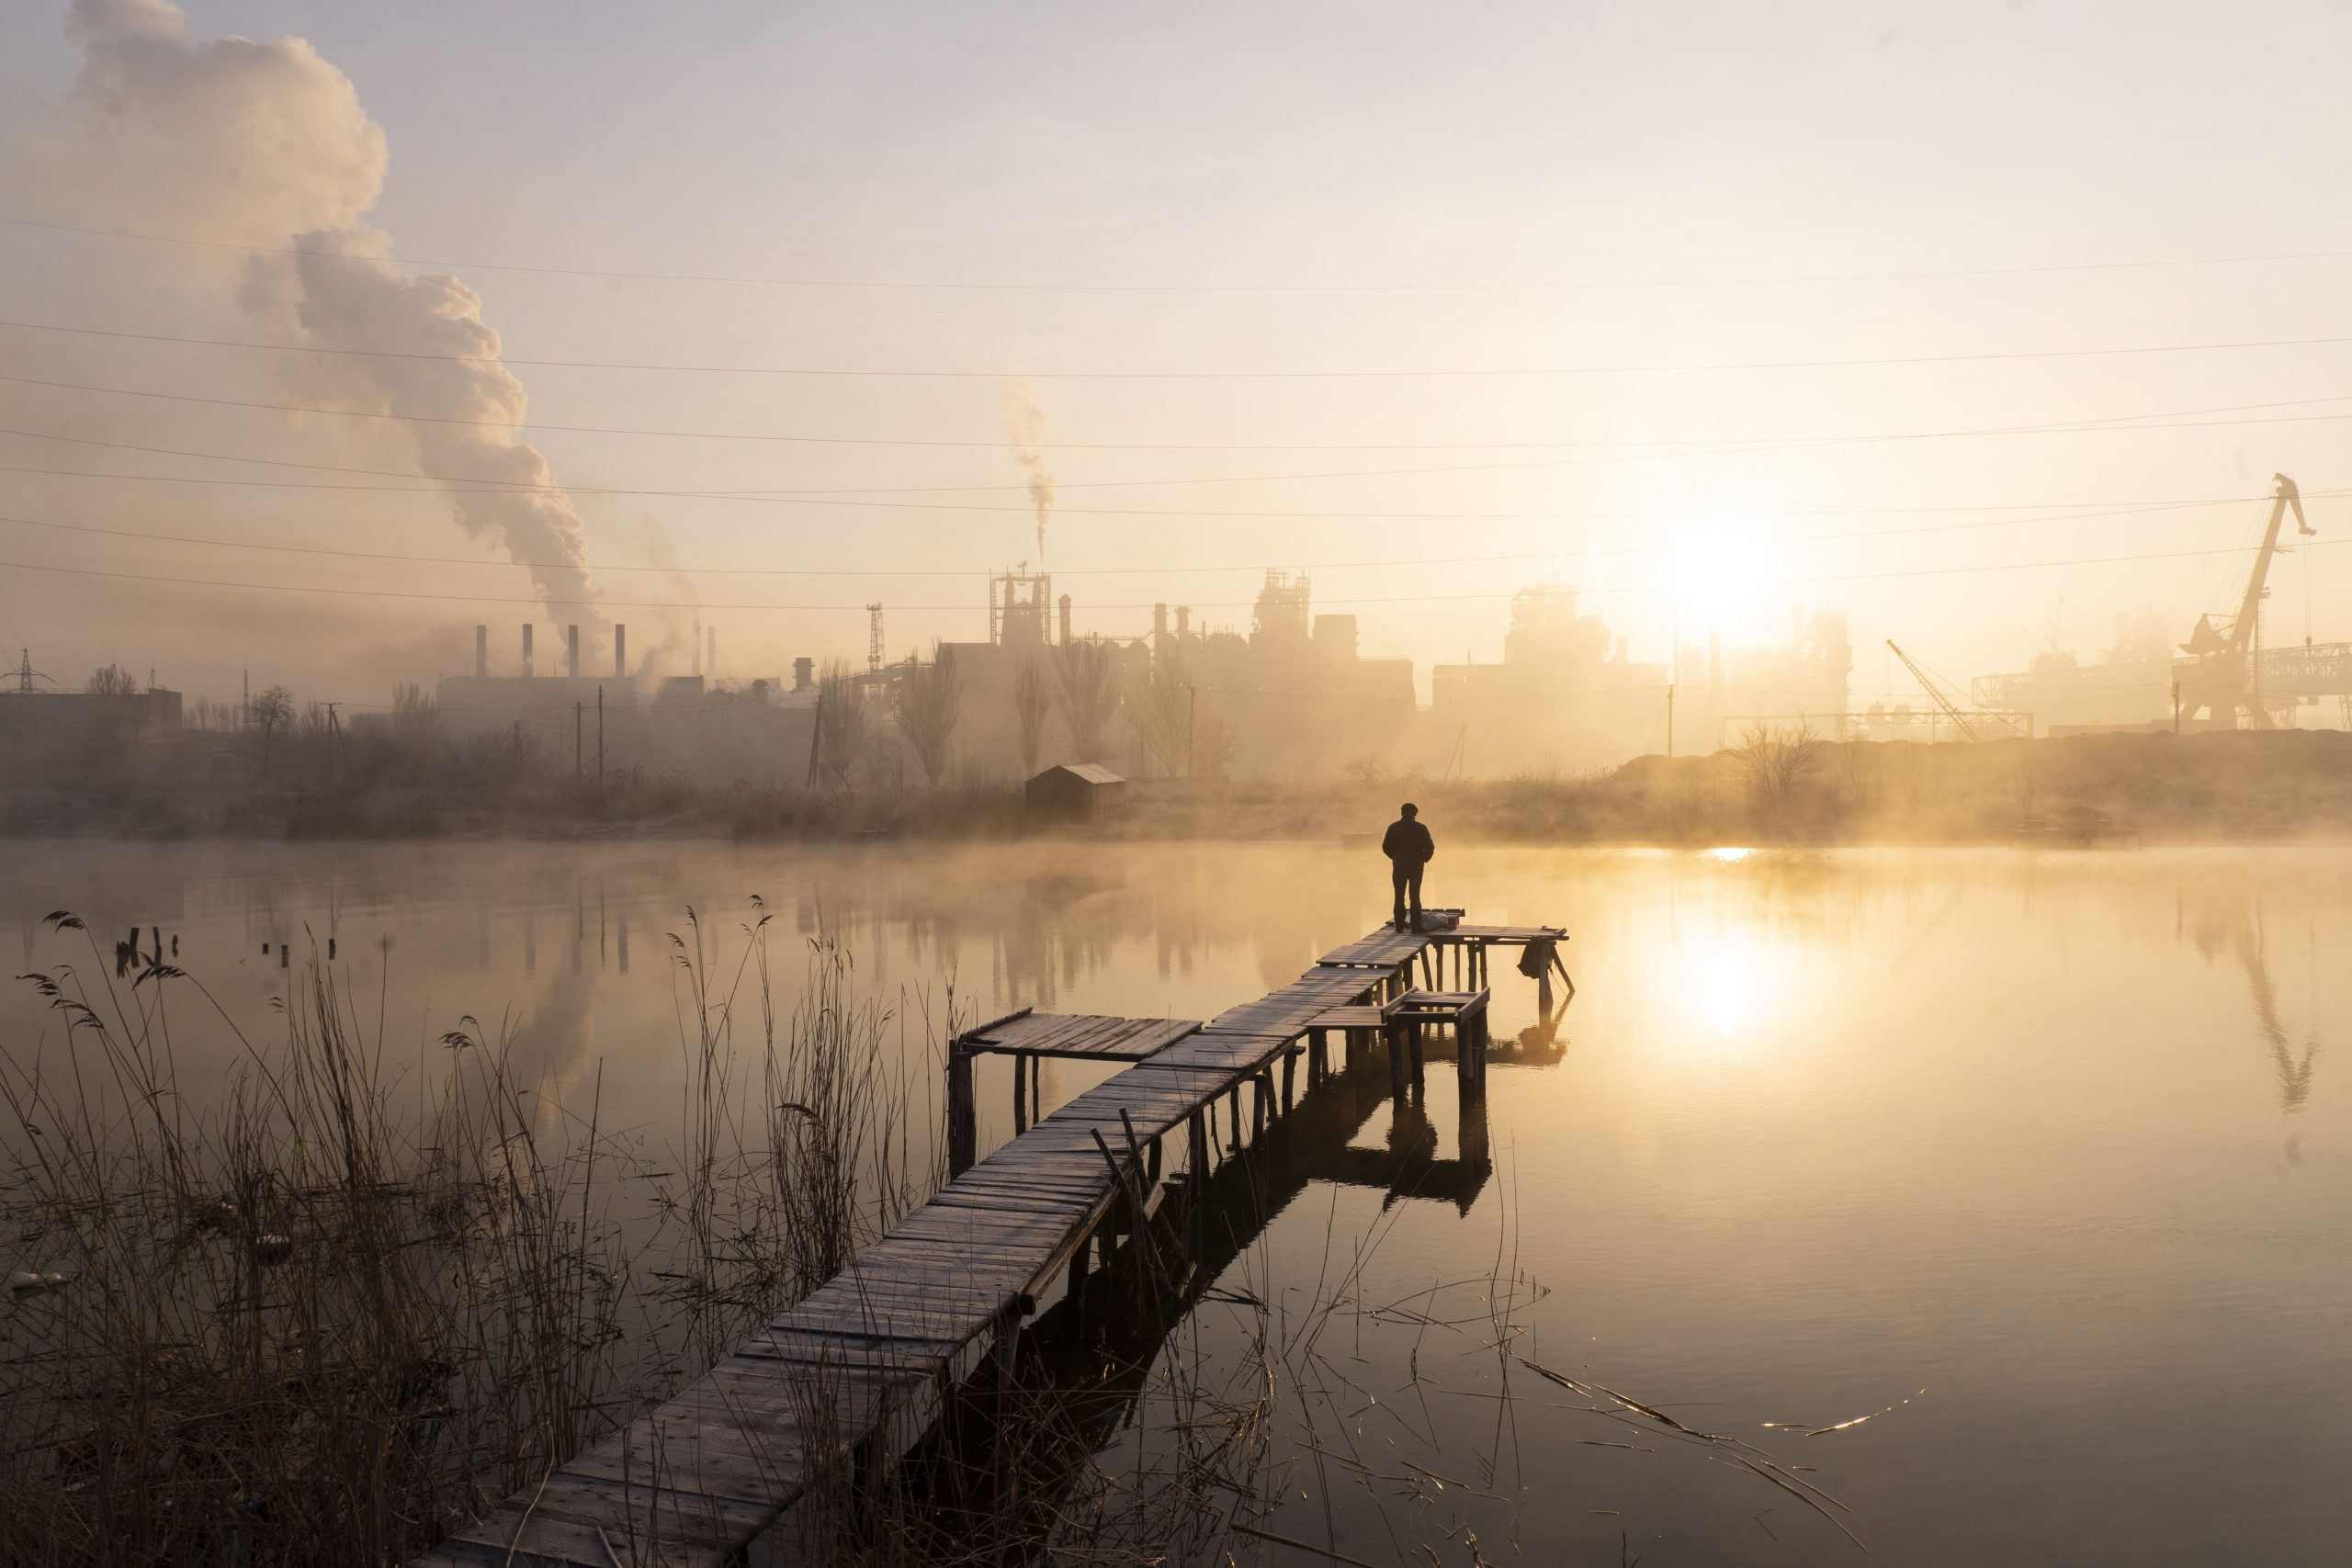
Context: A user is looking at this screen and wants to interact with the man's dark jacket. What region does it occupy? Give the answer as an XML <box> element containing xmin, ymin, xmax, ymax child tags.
<box><xmin>1382</xmin><ymin>818</ymin><xmax>1435</xmax><ymax>866</ymax></box>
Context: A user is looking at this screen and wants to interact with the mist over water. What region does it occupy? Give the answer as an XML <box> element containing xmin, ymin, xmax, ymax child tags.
<box><xmin>6</xmin><ymin>838</ymin><xmax>2344</xmax><ymax>1563</ymax></box>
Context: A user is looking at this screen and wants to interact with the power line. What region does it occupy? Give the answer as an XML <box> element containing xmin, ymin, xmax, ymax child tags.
<box><xmin>9</xmin><ymin>389</ymin><xmax>2352</xmax><ymax>509</ymax></box>
<box><xmin>10</xmin><ymin>368</ymin><xmax>2352</xmax><ymax>458</ymax></box>
<box><xmin>3</xmin><ymin>452</ymin><xmax>2320</xmax><ymax>526</ymax></box>
<box><xmin>3</xmin><ymin>519</ymin><xmax>2340</xmax><ymax>611</ymax></box>
<box><xmin>6</xmin><ymin>488</ymin><xmax>2324</xmax><ymax>579</ymax></box>
<box><xmin>12</xmin><ymin>212</ymin><xmax>2352</xmax><ymax>294</ymax></box>
<box><xmin>10</xmin><ymin>315</ymin><xmax>2352</xmax><ymax>380</ymax></box>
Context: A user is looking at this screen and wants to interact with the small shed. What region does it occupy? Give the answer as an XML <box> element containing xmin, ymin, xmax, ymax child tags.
<box><xmin>1025</xmin><ymin>762</ymin><xmax>1127</xmax><ymax>819</ymax></box>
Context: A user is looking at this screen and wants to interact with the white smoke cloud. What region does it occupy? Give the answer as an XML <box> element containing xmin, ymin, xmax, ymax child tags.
<box><xmin>27</xmin><ymin>0</ymin><xmax>604</xmax><ymax>628</ymax></box>
<box><xmin>1001</xmin><ymin>375</ymin><xmax>1057</xmax><ymax>567</ymax></box>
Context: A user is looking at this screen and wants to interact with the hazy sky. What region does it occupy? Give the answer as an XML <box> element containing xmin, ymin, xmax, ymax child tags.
<box><xmin>4</xmin><ymin>0</ymin><xmax>2351</xmax><ymax>714</ymax></box>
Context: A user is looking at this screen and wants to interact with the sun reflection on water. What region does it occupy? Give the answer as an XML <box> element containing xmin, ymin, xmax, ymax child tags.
<box><xmin>1666</xmin><ymin>931</ymin><xmax>1779</xmax><ymax>1040</ymax></box>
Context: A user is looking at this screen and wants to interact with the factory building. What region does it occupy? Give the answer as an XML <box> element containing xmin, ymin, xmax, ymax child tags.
<box><xmin>429</xmin><ymin>623</ymin><xmax>819</xmax><ymax>784</ymax></box>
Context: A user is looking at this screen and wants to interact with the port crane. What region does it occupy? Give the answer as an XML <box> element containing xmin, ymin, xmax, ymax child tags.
<box><xmin>2177</xmin><ymin>473</ymin><xmax>2313</xmax><ymax>729</ymax></box>
<box><xmin>1886</xmin><ymin>639</ymin><xmax>1999</xmax><ymax>740</ymax></box>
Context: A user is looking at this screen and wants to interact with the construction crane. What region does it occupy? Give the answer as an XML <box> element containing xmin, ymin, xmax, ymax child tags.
<box><xmin>2177</xmin><ymin>473</ymin><xmax>2313</xmax><ymax>729</ymax></box>
<box><xmin>1887</xmin><ymin>639</ymin><xmax>1984</xmax><ymax>741</ymax></box>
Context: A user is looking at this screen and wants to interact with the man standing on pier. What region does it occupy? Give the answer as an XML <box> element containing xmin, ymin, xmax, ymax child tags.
<box><xmin>1382</xmin><ymin>802</ymin><xmax>1435</xmax><ymax>931</ymax></box>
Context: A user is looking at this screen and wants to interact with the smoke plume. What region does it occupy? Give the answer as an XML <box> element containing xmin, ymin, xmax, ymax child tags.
<box><xmin>1001</xmin><ymin>375</ymin><xmax>1057</xmax><ymax>567</ymax></box>
<box><xmin>28</xmin><ymin>0</ymin><xmax>604</xmax><ymax>628</ymax></box>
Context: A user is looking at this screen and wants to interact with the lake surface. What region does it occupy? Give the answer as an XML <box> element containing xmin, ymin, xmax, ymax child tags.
<box><xmin>4</xmin><ymin>839</ymin><xmax>2346</xmax><ymax>1564</ymax></box>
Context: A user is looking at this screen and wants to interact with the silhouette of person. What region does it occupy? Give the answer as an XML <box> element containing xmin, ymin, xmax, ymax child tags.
<box><xmin>1381</xmin><ymin>802</ymin><xmax>1434</xmax><ymax>931</ymax></box>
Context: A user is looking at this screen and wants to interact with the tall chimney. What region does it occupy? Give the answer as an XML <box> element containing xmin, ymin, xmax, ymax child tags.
<box><xmin>522</xmin><ymin>623</ymin><xmax>534</xmax><ymax>678</ymax></box>
<box><xmin>1153</xmin><ymin>603</ymin><xmax>1169</xmax><ymax>639</ymax></box>
<box><xmin>615</xmin><ymin>624</ymin><xmax>628</xmax><ymax>678</ymax></box>
<box><xmin>1176</xmin><ymin>605</ymin><xmax>1191</xmax><ymax>637</ymax></box>
<box><xmin>566</xmin><ymin>624</ymin><xmax>580</xmax><ymax>679</ymax></box>
<box><xmin>474</xmin><ymin>625</ymin><xmax>487</xmax><ymax>678</ymax></box>
<box><xmin>1057</xmin><ymin>593</ymin><xmax>1072</xmax><ymax>645</ymax></box>
<box><xmin>793</xmin><ymin>656</ymin><xmax>814</xmax><ymax>692</ymax></box>
<box><xmin>707</xmin><ymin>626</ymin><xmax>718</xmax><ymax>679</ymax></box>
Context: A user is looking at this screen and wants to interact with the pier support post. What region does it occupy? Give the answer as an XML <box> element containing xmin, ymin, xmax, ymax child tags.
<box><xmin>948</xmin><ymin>1045</ymin><xmax>977</xmax><ymax>1176</ymax></box>
<box><xmin>1282</xmin><ymin>1047</ymin><xmax>1296</xmax><ymax>1111</ymax></box>
<box><xmin>1069</xmin><ymin>1227</ymin><xmax>1092</xmax><ymax>1332</ymax></box>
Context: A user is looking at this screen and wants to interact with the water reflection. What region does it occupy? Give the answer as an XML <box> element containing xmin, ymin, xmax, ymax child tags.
<box><xmin>4</xmin><ymin>841</ymin><xmax>2349</xmax><ymax>1561</ymax></box>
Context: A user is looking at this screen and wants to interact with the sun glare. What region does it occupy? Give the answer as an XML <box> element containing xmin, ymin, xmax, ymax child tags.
<box><xmin>1668</xmin><ymin>931</ymin><xmax>1780</xmax><ymax>1041</ymax></box>
<box><xmin>1669</xmin><ymin>519</ymin><xmax>1781</xmax><ymax>643</ymax></box>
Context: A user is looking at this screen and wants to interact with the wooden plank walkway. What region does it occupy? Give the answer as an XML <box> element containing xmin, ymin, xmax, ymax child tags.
<box><xmin>408</xmin><ymin>921</ymin><xmax>1485</xmax><ymax>1568</ymax></box>
<box><xmin>1316</xmin><ymin>928</ymin><xmax>1434</xmax><ymax>968</ymax></box>
<box><xmin>961</xmin><ymin>1011</ymin><xmax>1200</xmax><ymax>1062</ymax></box>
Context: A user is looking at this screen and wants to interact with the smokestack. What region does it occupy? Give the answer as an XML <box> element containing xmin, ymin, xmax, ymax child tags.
<box><xmin>1153</xmin><ymin>603</ymin><xmax>1169</xmax><ymax>639</ymax></box>
<box><xmin>566</xmin><ymin>624</ymin><xmax>580</xmax><ymax>679</ymax></box>
<box><xmin>1176</xmin><ymin>605</ymin><xmax>1191</xmax><ymax>637</ymax></box>
<box><xmin>474</xmin><ymin>625</ymin><xmax>486</xmax><ymax>678</ymax></box>
<box><xmin>1058</xmin><ymin>593</ymin><xmax>1072</xmax><ymax>646</ymax></box>
<box><xmin>707</xmin><ymin>626</ymin><xmax>718</xmax><ymax>679</ymax></box>
<box><xmin>616</xmin><ymin>624</ymin><xmax>627</xmax><ymax>678</ymax></box>
<box><xmin>794</xmin><ymin>657</ymin><xmax>814</xmax><ymax>692</ymax></box>
<box><xmin>522</xmin><ymin>623</ymin><xmax>534</xmax><ymax>678</ymax></box>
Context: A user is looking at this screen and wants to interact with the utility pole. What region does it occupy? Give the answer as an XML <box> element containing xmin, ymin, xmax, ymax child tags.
<box><xmin>322</xmin><ymin>702</ymin><xmax>340</xmax><ymax>773</ymax></box>
<box><xmin>1187</xmin><ymin>686</ymin><xmax>1197</xmax><ymax>779</ymax></box>
<box><xmin>575</xmin><ymin>699</ymin><xmax>583</xmax><ymax>787</ymax></box>
<box><xmin>595</xmin><ymin>685</ymin><xmax>605</xmax><ymax>790</ymax></box>
<box><xmin>1666</xmin><ymin>683</ymin><xmax>1675</xmax><ymax>759</ymax></box>
<box><xmin>866</xmin><ymin>604</ymin><xmax>884</xmax><ymax>673</ymax></box>
<box><xmin>2173</xmin><ymin>679</ymin><xmax>2181</xmax><ymax>735</ymax></box>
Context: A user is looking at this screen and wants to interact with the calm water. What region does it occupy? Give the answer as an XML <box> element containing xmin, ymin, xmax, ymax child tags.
<box><xmin>4</xmin><ymin>839</ymin><xmax>2346</xmax><ymax>1564</ymax></box>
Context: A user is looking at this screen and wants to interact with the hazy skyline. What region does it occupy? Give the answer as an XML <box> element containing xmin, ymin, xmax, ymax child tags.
<box><xmin>5</xmin><ymin>0</ymin><xmax>2352</xmax><ymax>721</ymax></box>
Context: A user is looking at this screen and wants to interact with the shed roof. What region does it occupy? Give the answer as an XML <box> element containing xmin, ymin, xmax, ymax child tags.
<box><xmin>1031</xmin><ymin>762</ymin><xmax>1125</xmax><ymax>785</ymax></box>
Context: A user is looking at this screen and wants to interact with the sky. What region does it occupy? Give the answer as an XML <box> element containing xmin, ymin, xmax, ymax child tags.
<box><xmin>3</xmin><ymin>0</ymin><xmax>2351</xmax><ymax>715</ymax></box>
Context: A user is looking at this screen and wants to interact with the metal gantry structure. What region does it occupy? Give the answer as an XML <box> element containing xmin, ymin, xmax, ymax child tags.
<box><xmin>1887</xmin><ymin>639</ymin><xmax>2005</xmax><ymax>740</ymax></box>
<box><xmin>2177</xmin><ymin>473</ymin><xmax>2316</xmax><ymax>729</ymax></box>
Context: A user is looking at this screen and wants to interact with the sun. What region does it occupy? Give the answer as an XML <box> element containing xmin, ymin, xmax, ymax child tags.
<box><xmin>1668</xmin><ymin>518</ymin><xmax>1782</xmax><ymax>643</ymax></box>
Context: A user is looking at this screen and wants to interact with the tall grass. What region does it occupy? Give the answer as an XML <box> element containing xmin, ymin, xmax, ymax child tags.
<box><xmin>3</xmin><ymin>907</ymin><xmax>1613</xmax><ymax>1567</ymax></box>
<box><xmin>0</xmin><ymin>908</ymin><xmax>941</xmax><ymax>1567</ymax></box>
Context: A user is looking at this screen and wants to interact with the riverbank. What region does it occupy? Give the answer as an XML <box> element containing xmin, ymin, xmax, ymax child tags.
<box><xmin>7</xmin><ymin>728</ymin><xmax>2350</xmax><ymax>845</ymax></box>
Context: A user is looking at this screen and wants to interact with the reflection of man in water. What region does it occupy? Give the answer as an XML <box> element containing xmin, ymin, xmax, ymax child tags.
<box><xmin>1381</xmin><ymin>802</ymin><xmax>1435</xmax><ymax>931</ymax></box>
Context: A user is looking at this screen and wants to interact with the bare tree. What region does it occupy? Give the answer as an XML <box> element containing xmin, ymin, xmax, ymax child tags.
<box><xmin>1012</xmin><ymin>658</ymin><xmax>1050</xmax><ymax>776</ymax></box>
<box><xmin>1127</xmin><ymin>650</ymin><xmax>1192</xmax><ymax>777</ymax></box>
<box><xmin>250</xmin><ymin>684</ymin><xmax>294</xmax><ymax>775</ymax></box>
<box><xmin>810</xmin><ymin>660</ymin><xmax>867</xmax><ymax>795</ymax></box>
<box><xmin>890</xmin><ymin>644</ymin><xmax>961</xmax><ymax>787</ymax></box>
<box><xmin>1723</xmin><ymin>717</ymin><xmax>1826</xmax><ymax>827</ymax></box>
<box><xmin>391</xmin><ymin>682</ymin><xmax>439</xmax><ymax>741</ymax></box>
<box><xmin>1051</xmin><ymin>638</ymin><xmax>1122</xmax><ymax>763</ymax></box>
<box><xmin>85</xmin><ymin>664</ymin><xmax>138</xmax><ymax>696</ymax></box>
<box><xmin>1192</xmin><ymin>706</ymin><xmax>1241</xmax><ymax>781</ymax></box>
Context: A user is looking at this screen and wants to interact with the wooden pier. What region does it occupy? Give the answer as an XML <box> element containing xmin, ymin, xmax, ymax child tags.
<box><xmin>409</xmin><ymin>919</ymin><xmax>1565</xmax><ymax>1567</ymax></box>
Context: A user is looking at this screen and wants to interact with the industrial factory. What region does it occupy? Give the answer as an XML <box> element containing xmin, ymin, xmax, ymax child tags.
<box><xmin>21</xmin><ymin>475</ymin><xmax>2348</xmax><ymax>791</ymax></box>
